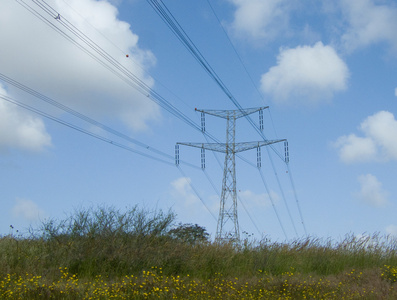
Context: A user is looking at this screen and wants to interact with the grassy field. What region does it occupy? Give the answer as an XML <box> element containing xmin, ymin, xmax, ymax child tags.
<box><xmin>1</xmin><ymin>206</ymin><xmax>397</xmax><ymax>299</ymax></box>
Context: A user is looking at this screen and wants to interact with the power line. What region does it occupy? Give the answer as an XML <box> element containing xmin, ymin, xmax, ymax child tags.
<box><xmin>0</xmin><ymin>93</ymin><xmax>174</xmax><ymax>166</ymax></box>
<box><xmin>206</xmin><ymin>2</ymin><xmax>307</xmax><ymax>236</ymax></box>
<box><xmin>9</xmin><ymin>0</ymin><xmax>238</xmax><ymax>229</ymax></box>
<box><xmin>14</xmin><ymin>0</ymin><xmax>248</xmax><ymax>160</ymax></box>
<box><xmin>205</xmin><ymin>0</ymin><xmax>283</xmax><ymax>155</ymax></box>
<box><xmin>57</xmin><ymin>0</ymin><xmax>195</xmax><ymax>114</ymax></box>
<box><xmin>15</xmin><ymin>0</ymin><xmax>214</xmax><ymax>140</ymax></box>
<box><xmin>13</xmin><ymin>0</ymin><xmax>306</xmax><ymax>236</ymax></box>
<box><xmin>11</xmin><ymin>0</ymin><xmax>248</xmax><ymax>227</ymax></box>
<box><xmin>0</xmin><ymin>72</ymin><xmax>199</xmax><ymax>170</ymax></box>
<box><xmin>202</xmin><ymin>160</ymin><xmax>263</xmax><ymax>238</ymax></box>
<box><xmin>258</xmin><ymin>169</ymin><xmax>288</xmax><ymax>240</ymax></box>
<box><xmin>205</xmin><ymin>0</ymin><xmax>264</xmax><ymax>105</ymax></box>
<box><xmin>178</xmin><ymin>107</ymin><xmax>286</xmax><ymax>242</ymax></box>
<box><xmin>146</xmin><ymin>0</ymin><xmax>284</xmax><ymax>161</ymax></box>
<box><xmin>14</xmin><ymin>0</ymin><xmax>234</xmax><ymax>163</ymax></box>
<box><xmin>15</xmin><ymin>0</ymin><xmax>265</xmax><ymax>159</ymax></box>
<box><xmin>237</xmin><ymin>193</ymin><xmax>263</xmax><ymax>238</ymax></box>
<box><xmin>147</xmin><ymin>0</ymin><xmax>306</xmax><ymax>237</ymax></box>
<box><xmin>265</xmin><ymin>146</ymin><xmax>298</xmax><ymax>237</ymax></box>
<box><xmin>199</xmin><ymin>114</ymin><xmax>266</xmax><ymax>236</ymax></box>
<box><xmin>176</xmin><ymin>166</ymin><xmax>218</xmax><ymax>223</ymax></box>
<box><xmin>287</xmin><ymin>163</ymin><xmax>308</xmax><ymax>236</ymax></box>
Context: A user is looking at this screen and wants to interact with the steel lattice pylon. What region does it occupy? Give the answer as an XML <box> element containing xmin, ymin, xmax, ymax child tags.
<box><xmin>177</xmin><ymin>107</ymin><xmax>285</xmax><ymax>243</ymax></box>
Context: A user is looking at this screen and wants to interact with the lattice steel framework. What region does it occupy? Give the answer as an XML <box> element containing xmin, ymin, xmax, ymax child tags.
<box><xmin>177</xmin><ymin>107</ymin><xmax>285</xmax><ymax>242</ymax></box>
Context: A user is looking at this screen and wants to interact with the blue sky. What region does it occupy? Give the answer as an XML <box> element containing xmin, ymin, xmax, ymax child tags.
<box><xmin>1</xmin><ymin>0</ymin><xmax>396</xmax><ymax>242</ymax></box>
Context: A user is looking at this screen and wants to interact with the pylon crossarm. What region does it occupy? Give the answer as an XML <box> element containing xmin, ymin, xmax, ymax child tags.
<box><xmin>177</xmin><ymin>142</ymin><xmax>227</xmax><ymax>153</ymax></box>
<box><xmin>234</xmin><ymin>139</ymin><xmax>286</xmax><ymax>153</ymax></box>
<box><xmin>177</xmin><ymin>139</ymin><xmax>286</xmax><ymax>154</ymax></box>
<box><xmin>179</xmin><ymin>107</ymin><xmax>288</xmax><ymax>243</ymax></box>
<box><xmin>195</xmin><ymin>107</ymin><xmax>269</xmax><ymax>119</ymax></box>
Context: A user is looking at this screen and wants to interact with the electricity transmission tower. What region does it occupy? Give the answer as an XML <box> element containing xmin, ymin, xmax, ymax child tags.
<box><xmin>176</xmin><ymin>107</ymin><xmax>285</xmax><ymax>242</ymax></box>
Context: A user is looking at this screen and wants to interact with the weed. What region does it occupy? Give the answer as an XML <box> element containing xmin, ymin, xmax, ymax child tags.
<box><xmin>2</xmin><ymin>206</ymin><xmax>397</xmax><ymax>298</ymax></box>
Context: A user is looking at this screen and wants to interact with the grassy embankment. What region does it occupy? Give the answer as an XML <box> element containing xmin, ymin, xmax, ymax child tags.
<box><xmin>1</xmin><ymin>206</ymin><xmax>397</xmax><ymax>299</ymax></box>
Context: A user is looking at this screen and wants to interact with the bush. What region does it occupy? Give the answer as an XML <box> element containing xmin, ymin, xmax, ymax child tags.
<box><xmin>168</xmin><ymin>223</ymin><xmax>210</xmax><ymax>245</ymax></box>
<box><xmin>33</xmin><ymin>205</ymin><xmax>176</xmax><ymax>240</ymax></box>
<box><xmin>3</xmin><ymin>206</ymin><xmax>397</xmax><ymax>285</ymax></box>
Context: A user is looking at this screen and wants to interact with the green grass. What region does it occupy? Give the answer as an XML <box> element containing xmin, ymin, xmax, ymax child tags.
<box><xmin>2</xmin><ymin>205</ymin><xmax>397</xmax><ymax>299</ymax></box>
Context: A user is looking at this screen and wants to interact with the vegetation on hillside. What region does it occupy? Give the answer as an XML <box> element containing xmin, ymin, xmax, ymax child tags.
<box><xmin>1</xmin><ymin>205</ymin><xmax>397</xmax><ymax>299</ymax></box>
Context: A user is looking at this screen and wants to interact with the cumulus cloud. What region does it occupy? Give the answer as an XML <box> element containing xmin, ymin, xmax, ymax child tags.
<box><xmin>0</xmin><ymin>0</ymin><xmax>159</xmax><ymax>132</ymax></box>
<box><xmin>170</xmin><ymin>177</ymin><xmax>217</xmax><ymax>222</ymax></box>
<box><xmin>333</xmin><ymin>135</ymin><xmax>377</xmax><ymax>163</ymax></box>
<box><xmin>356</xmin><ymin>174</ymin><xmax>388</xmax><ymax>207</ymax></box>
<box><xmin>386</xmin><ymin>224</ymin><xmax>397</xmax><ymax>237</ymax></box>
<box><xmin>0</xmin><ymin>84</ymin><xmax>51</xmax><ymax>152</ymax></box>
<box><xmin>238</xmin><ymin>189</ymin><xmax>278</xmax><ymax>208</ymax></box>
<box><xmin>171</xmin><ymin>177</ymin><xmax>199</xmax><ymax>206</ymax></box>
<box><xmin>12</xmin><ymin>198</ymin><xmax>46</xmax><ymax>222</ymax></box>
<box><xmin>340</xmin><ymin>0</ymin><xmax>397</xmax><ymax>53</ymax></box>
<box><xmin>260</xmin><ymin>42</ymin><xmax>349</xmax><ymax>104</ymax></box>
<box><xmin>228</xmin><ymin>0</ymin><xmax>290</xmax><ymax>42</ymax></box>
<box><xmin>361</xmin><ymin>111</ymin><xmax>397</xmax><ymax>158</ymax></box>
<box><xmin>334</xmin><ymin>111</ymin><xmax>397</xmax><ymax>163</ymax></box>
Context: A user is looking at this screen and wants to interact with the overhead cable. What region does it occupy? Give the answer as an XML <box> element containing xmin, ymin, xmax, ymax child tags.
<box><xmin>0</xmin><ymin>72</ymin><xmax>199</xmax><ymax>170</ymax></box>
<box><xmin>258</xmin><ymin>169</ymin><xmax>288</xmax><ymax>240</ymax></box>
<box><xmin>265</xmin><ymin>146</ymin><xmax>298</xmax><ymax>237</ymax></box>
<box><xmin>177</xmin><ymin>166</ymin><xmax>218</xmax><ymax>222</ymax></box>
<box><xmin>0</xmin><ymin>93</ymin><xmax>175</xmax><ymax>166</ymax></box>
<box><xmin>205</xmin><ymin>0</ymin><xmax>283</xmax><ymax>153</ymax></box>
<box><xmin>146</xmin><ymin>0</ymin><xmax>284</xmax><ymax>161</ymax></box>
<box><xmin>286</xmin><ymin>163</ymin><xmax>308</xmax><ymax>236</ymax></box>
<box><xmin>147</xmin><ymin>0</ymin><xmax>306</xmax><ymax>237</ymax></box>
<box><xmin>16</xmin><ymin>0</ymin><xmax>219</xmax><ymax>142</ymax></box>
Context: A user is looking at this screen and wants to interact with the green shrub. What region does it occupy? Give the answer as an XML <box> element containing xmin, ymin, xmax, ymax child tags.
<box><xmin>2</xmin><ymin>205</ymin><xmax>397</xmax><ymax>285</ymax></box>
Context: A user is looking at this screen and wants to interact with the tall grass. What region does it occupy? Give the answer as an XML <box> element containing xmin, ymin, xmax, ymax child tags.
<box><xmin>2</xmin><ymin>205</ymin><xmax>397</xmax><ymax>298</ymax></box>
<box><xmin>1</xmin><ymin>206</ymin><xmax>179</xmax><ymax>278</ymax></box>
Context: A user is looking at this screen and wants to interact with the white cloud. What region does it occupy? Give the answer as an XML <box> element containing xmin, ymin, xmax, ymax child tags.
<box><xmin>260</xmin><ymin>42</ymin><xmax>349</xmax><ymax>104</ymax></box>
<box><xmin>340</xmin><ymin>0</ymin><xmax>397</xmax><ymax>53</ymax></box>
<box><xmin>386</xmin><ymin>224</ymin><xmax>397</xmax><ymax>237</ymax></box>
<box><xmin>170</xmin><ymin>177</ymin><xmax>218</xmax><ymax>224</ymax></box>
<box><xmin>361</xmin><ymin>111</ymin><xmax>397</xmax><ymax>159</ymax></box>
<box><xmin>356</xmin><ymin>174</ymin><xmax>388</xmax><ymax>207</ymax></box>
<box><xmin>0</xmin><ymin>0</ymin><xmax>159</xmax><ymax>132</ymax></box>
<box><xmin>0</xmin><ymin>85</ymin><xmax>51</xmax><ymax>152</ymax></box>
<box><xmin>334</xmin><ymin>111</ymin><xmax>397</xmax><ymax>163</ymax></box>
<box><xmin>334</xmin><ymin>134</ymin><xmax>377</xmax><ymax>163</ymax></box>
<box><xmin>228</xmin><ymin>0</ymin><xmax>290</xmax><ymax>42</ymax></box>
<box><xmin>395</xmin><ymin>87</ymin><xmax>397</xmax><ymax>97</ymax></box>
<box><xmin>171</xmin><ymin>177</ymin><xmax>199</xmax><ymax>206</ymax></box>
<box><xmin>12</xmin><ymin>198</ymin><xmax>46</xmax><ymax>222</ymax></box>
<box><xmin>238</xmin><ymin>189</ymin><xmax>278</xmax><ymax>208</ymax></box>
